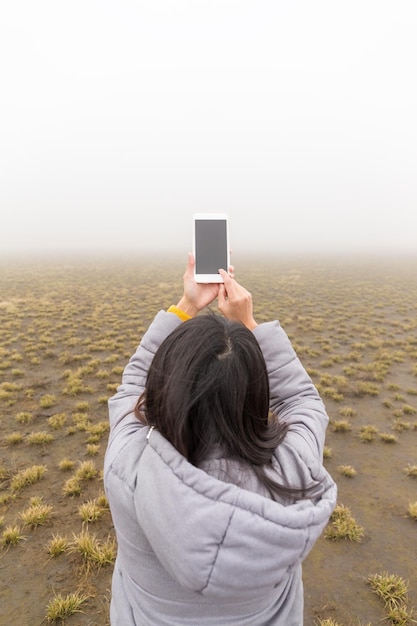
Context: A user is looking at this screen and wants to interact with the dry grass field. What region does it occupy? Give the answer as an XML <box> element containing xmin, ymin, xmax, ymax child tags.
<box><xmin>1</xmin><ymin>253</ymin><xmax>416</xmax><ymax>626</ymax></box>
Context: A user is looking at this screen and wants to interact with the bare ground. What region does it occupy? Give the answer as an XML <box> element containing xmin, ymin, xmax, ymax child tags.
<box><xmin>1</xmin><ymin>253</ymin><xmax>416</xmax><ymax>625</ymax></box>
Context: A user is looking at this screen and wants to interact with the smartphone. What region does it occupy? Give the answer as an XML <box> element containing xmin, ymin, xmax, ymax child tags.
<box><xmin>193</xmin><ymin>213</ymin><xmax>229</xmax><ymax>283</ymax></box>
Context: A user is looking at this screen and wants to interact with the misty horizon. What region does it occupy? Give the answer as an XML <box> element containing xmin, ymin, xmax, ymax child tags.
<box><xmin>1</xmin><ymin>1</ymin><xmax>416</xmax><ymax>258</ymax></box>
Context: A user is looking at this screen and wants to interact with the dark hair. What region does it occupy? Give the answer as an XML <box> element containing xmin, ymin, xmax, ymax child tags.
<box><xmin>136</xmin><ymin>313</ymin><xmax>291</xmax><ymax>499</ymax></box>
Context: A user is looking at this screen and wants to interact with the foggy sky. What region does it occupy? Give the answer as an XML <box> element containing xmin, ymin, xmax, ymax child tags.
<box><xmin>1</xmin><ymin>1</ymin><xmax>416</xmax><ymax>258</ymax></box>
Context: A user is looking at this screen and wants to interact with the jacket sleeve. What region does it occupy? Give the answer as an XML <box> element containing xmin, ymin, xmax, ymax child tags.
<box><xmin>106</xmin><ymin>310</ymin><xmax>182</xmax><ymax>447</ymax></box>
<box><xmin>253</xmin><ymin>320</ymin><xmax>329</xmax><ymax>461</ymax></box>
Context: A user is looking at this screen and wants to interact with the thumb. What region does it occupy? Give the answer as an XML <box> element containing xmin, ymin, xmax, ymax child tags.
<box><xmin>183</xmin><ymin>252</ymin><xmax>195</xmax><ymax>279</ymax></box>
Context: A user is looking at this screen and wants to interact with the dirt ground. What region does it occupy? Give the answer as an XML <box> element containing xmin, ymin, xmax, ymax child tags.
<box><xmin>0</xmin><ymin>253</ymin><xmax>416</xmax><ymax>625</ymax></box>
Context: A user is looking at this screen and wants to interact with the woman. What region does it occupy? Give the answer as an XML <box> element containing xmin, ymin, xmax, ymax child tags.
<box><xmin>104</xmin><ymin>254</ymin><xmax>337</xmax><ymax>625</ymax></box>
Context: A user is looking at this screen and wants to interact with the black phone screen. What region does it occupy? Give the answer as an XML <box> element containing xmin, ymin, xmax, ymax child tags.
<box><xmin>194</xmin><ymin>219</ymin><xmax>228</xmax><ymax>274</ymax></box>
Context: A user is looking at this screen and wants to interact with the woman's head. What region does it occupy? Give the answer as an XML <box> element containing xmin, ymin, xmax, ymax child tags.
<box><xmin>136</xmin><ymin>314</ymin><xmax>286</xmax><ymax>467</ymax></box>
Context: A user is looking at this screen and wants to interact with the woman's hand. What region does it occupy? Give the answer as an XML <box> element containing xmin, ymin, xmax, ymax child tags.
<box><xmin>175</xmin><ymin>253</ymin><xmax>223</xmax><ymax>317</ymax></box>
<box><xmin>217</xmin><ymin>269</ymin><xmax>258</xmax><ymax>330</ymax></box>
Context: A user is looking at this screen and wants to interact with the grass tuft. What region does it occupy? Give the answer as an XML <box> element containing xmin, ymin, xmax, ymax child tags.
<box><xmin>403</xmin><ymin>464</ymin><xmax>417</xmax><ymax>478</ymax></box>
<box><xmin>359</xmin><ymin>424</ymin><xmax>378</xmax><ymax>442</ymax></box>
<box><xmin>325</xmin><ymin>504</ymin><xmax>364</xmax><ymax>542</ymax></box>
<box><xmin>10</xmin><ymin>465</ymin><xmax>47</xmax><ymax>492</ymax></box>
<box><xmin>332</xmin><ymin>420</ymin><xmax>352</xmax><ymax>433</ymax></box>
<box><xmin>26</xmin><ymin>431</ymin><xmax>54</xmax><ymax>445</ymax></box>
<box><xmin>45</xmin><ymin>534</ymin><xmax>70</xmax><ymax>557</ymax></box>
<box><xmin>337</xmin><ymin>465</ymin><xmax>357</xmax><ymax>478</ymax></box>
<box><xmin>78</xmin><ymin>498</ymin><xmax>106</xmax><ymax>524</ymax></box>
<box><xmin>15</xmin><ymin>411</ymin><xmax>33</xmax><ymax>424</ymax></box>
<box><xmin>19</xmin><ymin>497</ymin><xmax>53</xmax><ymax>528</ymax></box>
<box><xmin>379</xmin><ymin>433</ymin><xmax>398</xmax><ymax>443</ymax></box>
<box><xmin>39</xmin><ymin>394</ymin><xmax>56</xmax><ymax>409</ymax></box>
<box><xmin>45</xmin><ymin>590</ymin><xmax>89</xmax><ymax>622</ymax></box>
<box><xmin>47</xmin><ymin>413</ymin><xmax>67</xmax><ymax>429</ymax></box>
<box><xmin>70</xmin><ymin>529</ymin><xmax>116</xmax><ymax>569</ymax></box>
<box><xmin>1</xmin><ymin>524</ymin><xmax>26</xmax><ymax>547</ymax></box>
<box><xmin>62</xmin><ymin>476</ymin><xmax>82</xmax><ymax>497</ymax></box>
<box><xmin>5</xmin><ymin>432</ymin><xmax>24</xmax><ymax>445</ymax></box>
<box><xmin>407</xmin><ymin>501</ymin><xmax>417</xmax><ymax>520</ymax></box>
<box><xmin>58</xmin><ymin>458</ymin><xmax>75</xmax><ymax>471</ymax></box>
<box><xmin>368</xmin><ymin>572</ymin><xmax>414</xmax><ymax>624</ymax></box>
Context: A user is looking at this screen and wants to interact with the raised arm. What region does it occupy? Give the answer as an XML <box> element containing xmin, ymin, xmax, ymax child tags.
<box><xmin>254</xmin><ymin>320</ymin><xmax>329</xmax><ymax>460</ymax></box>
<box><xmin>107</xmin><ymin>311</ymin><xmax>182</xmax><ymax>437</ymax></box>
<box><xmin>107</xmin><ymin>253</ymin><xmax>222</xmax><ymax>442</ymax></box>
<box><xmin>217</xmin><ymin>268</ymin><xmax>328</xmax><ymax>461</ymax></box>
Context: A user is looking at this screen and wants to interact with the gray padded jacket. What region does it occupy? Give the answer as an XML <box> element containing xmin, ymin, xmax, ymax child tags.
<box><xmin>104</xmin><ymin>311</ymin><xmax>337</xmax><ymax>625</ymax></box>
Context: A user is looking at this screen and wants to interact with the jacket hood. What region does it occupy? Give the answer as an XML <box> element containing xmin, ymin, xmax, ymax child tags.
<box><xmin>130</xmin><ymin>428</ymin><xmax>336</xmax><ymax>600</ymax></box>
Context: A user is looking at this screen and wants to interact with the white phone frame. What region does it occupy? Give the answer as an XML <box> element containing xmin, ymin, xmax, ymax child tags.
<box><xmin>193</xmin><ymin>212</ymin><xmax>229</xmax><ymax>283</ymax></box>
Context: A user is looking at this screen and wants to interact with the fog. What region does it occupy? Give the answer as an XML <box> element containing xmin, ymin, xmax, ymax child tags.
<box><xmin>1</xmin><ymin>1</ymin><xmax>416</xmax><ymax>258</ymax></box>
